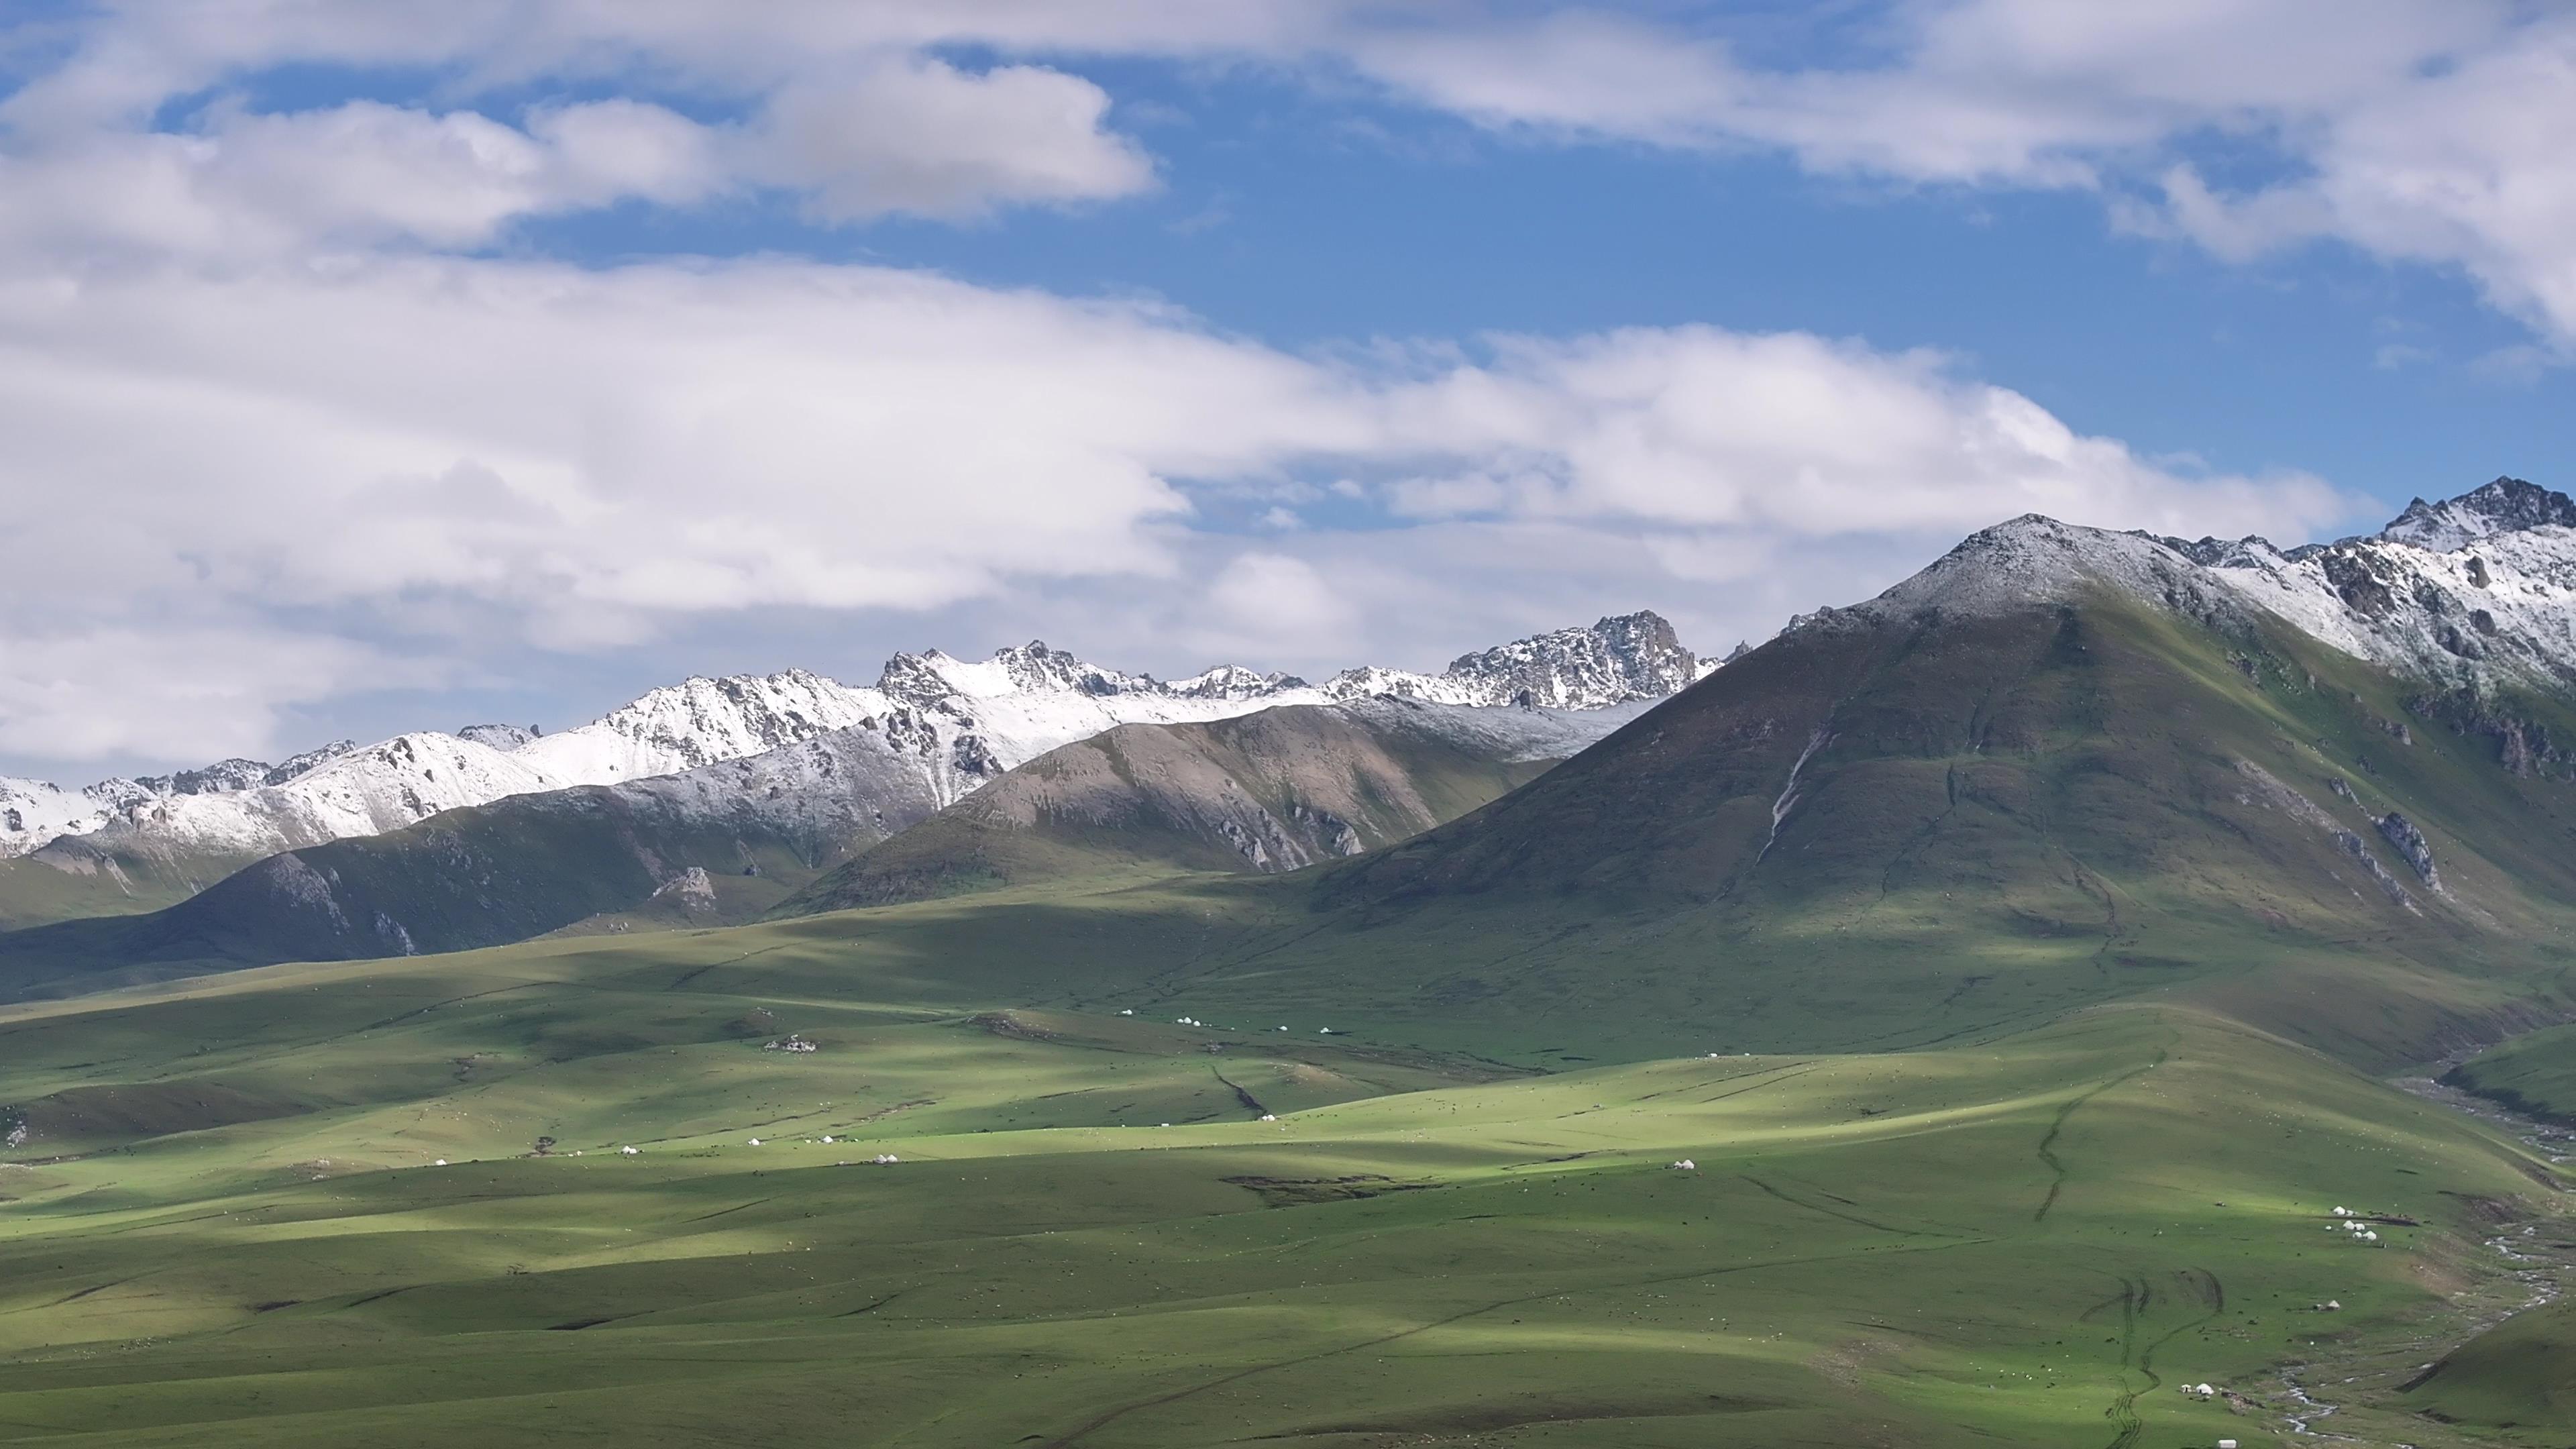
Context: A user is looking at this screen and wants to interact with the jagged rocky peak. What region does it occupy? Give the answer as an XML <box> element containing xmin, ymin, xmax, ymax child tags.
<box><xmin>1441</xmin><ymin>610</ymin><xmax>1701</xmax><ymax>708</ymax></box>
<box><xmin>1168</xmin><ymin>664</ymin><xmax>1311</xmax><ymax>700</ymax></box>
<box><xmin>2158</xmin><ymin>535</ymin><xmax>2290</xmax><ymax>570</ymax></box>
<box><xmin>551</xmin><ymin>667</ymin><xmax>880</xmax><ymax>771</ymax></box>
<box><xmin>129</xmin><ymin>757</ymin><xmax>270</xmax><ymax>796</ymax></box>
<box><xmin>99</xmin><ymin>739</ymin><xmax>360</xmax><ymax>801</ymax></box>
<box><xmin>873</xmin><ymin>644</ymin><xmax>1143</xmax><ymax>706</ymax></box>
<box><xmin>988</xmin><ymin>641</ymin><xmax>1153</xmax><ymax>698</ymax></box>
<box><xmin>2379</xmin><ymin>477</ymin><xmax>2576</xmax><ymax>552</ymax></box>
<box><xmin>265</xmin><ymin>740</ymin><xmax>359</xmax><ymax>784</ymax></box>
<box><xmin>457</xmin><ymin>724</ymin><xmax>537</xmax><ymax>751</ymax></box>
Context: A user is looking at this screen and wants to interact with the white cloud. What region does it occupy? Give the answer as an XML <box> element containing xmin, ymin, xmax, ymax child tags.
<box><xmin>748</xmin><ymin>58</ymin><xmax>1152</xmax><ymax>221</ymax></box>
<box><xmin>2149</xmin><ymin>21</ymin><xmax>2576</xmax><ymax>341</ymax></box>
<box><xmin>0</xmin><ymin>627</ymin><xmax>394</xmax><ymax>764</ymax></box>
<box><xmin>1368</xmin><ymin>327</ymin><xmax>2351</xmax><ymax>539</ymax></box>
<box><xmin>0</xmin><ymin>99</ymin><xmax>727</xmax><ymax>260</ymax></box>
<box><xmin>1197</xmin><ymin>552</ymin><xmax>1363</xmax><ymax>657</ymax></box>
<box><xmin>0</xmin><ymin>0</ymin><xmax>2419</xmax><ymax>771</ymax></box>
<box><xmin>0</xmin><ymin>243</ymin><xmax>2361</xmax><ymax>767</ymax></box>
<box><xmin>8</xmin><ymin>2</ymin><xmax>2573</xmax><ymax>341</ymax></box>
<box><xmin>0</xmin><ymin>7</ymin><xmax>1177</xmax><ymax>256</ymax></box>
<box><xmin>1344</xmin><ymin>3</ymin><xmax>2576</xmax><ymax>345</ymax></box>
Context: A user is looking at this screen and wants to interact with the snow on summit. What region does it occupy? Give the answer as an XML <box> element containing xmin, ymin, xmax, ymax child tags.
<box><xmin>1819</xmin><ymin>477</ymin><xmax>2576</xmax><ymax>698</ymax></box>
<box><xmin>0</xmin><ymin>614</ymin><xmax>1706</xmax><ymax>863</ymax></box>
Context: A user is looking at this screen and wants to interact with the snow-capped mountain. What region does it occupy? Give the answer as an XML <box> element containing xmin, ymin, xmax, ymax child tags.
<box><xmin>2377</xmin><ymin>476</ymin><xmax>2576</xmax><ymax>552</ymax></box>
<box><xmin>1376</xmin><ymin>610</ymin><xmax>1702</xmax><ymax>707</ymax></box>
<box><xmin>1815</xmin><ymin>476</ymin><xmax>2576</xmax><ymax>699</ymax></box>
<box><xmin>0</xmin><ymin>612</ymin><xmax>1705</xmax><ymax>870</ymax></box>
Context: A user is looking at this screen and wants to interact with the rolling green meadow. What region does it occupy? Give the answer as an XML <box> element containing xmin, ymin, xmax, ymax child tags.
<box><xmin>3</xmin><ymin>893</ymin><xmax>2572</xmax><ymax>1448</ymax></box>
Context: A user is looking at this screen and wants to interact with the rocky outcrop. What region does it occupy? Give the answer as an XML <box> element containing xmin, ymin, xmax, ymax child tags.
<box><xmin>2377</xmin><ymin>813</ymin><xmax>2440</xmax><ymax>887</ymax></box>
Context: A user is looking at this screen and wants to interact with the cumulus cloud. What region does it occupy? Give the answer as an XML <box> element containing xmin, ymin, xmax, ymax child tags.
<box><xmin>1344</xmin><ymin>2</ymin><xmax>2576</xmax><ymax>345</ymax></box>
<box><xmin>1366</xmin><ymin>327</ymin><xmax>2349</xmax><ymax>539</ymax></box>
<box><xmin>0</xmin><ymin>7</ymin><xmax>1172</xmax><ymax>254</ymax></box>
<box><xmin>0</xmin><ymin>99</ymin><xmax>726</xmax><ymax>259</ymax></box>
<box><xmin>0</xmin><ymin>243</ymin><xmax>2363</xmax><ymax>765</ymax></box>
<box><xmin>0</xmin><ymin>0</ymin><xmax>2424</xmax><ymax>771</ymax></box>
<box><xmin>0</xmin><ymin>626</ymin><xmax>396</xmax><ymax>764</ymax></box>
<box><xmin>7</xmin><ymin>1</ymin><xmax>2572</xmax><ymax>339</ymax></box>
<box><xmin>2145</xmin><ymin>20</ymin><xmax>2576</xmax><ymax>341</ymax></box>
<box><xmin>747</xmin><ymin>58</ymin><xmax>1152</xmax><ymax>221</ymax></box>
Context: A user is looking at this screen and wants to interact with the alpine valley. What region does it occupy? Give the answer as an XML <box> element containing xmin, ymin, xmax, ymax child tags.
<box><xmin>17</xmin><ymin>481</ymin><xmax>2576</xmax><ymax>1448</ymax></box>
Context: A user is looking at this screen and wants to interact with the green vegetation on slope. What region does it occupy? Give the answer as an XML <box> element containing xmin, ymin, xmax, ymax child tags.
<box><xmin>1263</xmin><ymin>590</ymin><xmax>2576</xmax><ymax>1070</ymax></box>
<box><xmin>2445</xmin><ymin>1024</ymin><xmax>2576</xmax><ymax>1124</ymax></box>
<box><xmin>782</xmin><ymin>702</ymin><xmax>1565</xmax><ymax>913</ymax></box>
<box><xmin>0</xmin><ymin>700</ymin><xmax>1581</xmax><ymax>993</ymax></box>
<box><xmin>0</xmin><ymin>845</ymin><xmax>205</xmax><ymax>932</ymax></box>
<box><xmin>2408</xmin><ymin>1298</ymin><xmax>2576</xmax><ymax>1431</ymax></box>
<box><xmin>1</xmin><ymin>934</ymin><xmax>2559</xmax><ymax>1446</ymax></box>
<box><xmin>0</xmin><ymin>785</ymin><xmax>863</xmax><ymax>995</ymax></box>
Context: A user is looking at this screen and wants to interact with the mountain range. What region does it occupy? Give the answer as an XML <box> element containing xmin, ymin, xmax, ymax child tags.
<box><xmin>0</xmin><ymin>616</ymin><xmax>1701</xmax><ymax>991</ymax></box>
<box><xmin>12</xmin><ymin>476</ymin><xmax>2576</xmax><ymax>1045</ymax></box>
<box><xmin>0</xmin><ymin>613</ymin><xmax>1703</xmax><ymax>930</ymax></box>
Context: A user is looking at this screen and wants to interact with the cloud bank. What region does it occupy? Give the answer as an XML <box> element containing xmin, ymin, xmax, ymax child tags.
<box><xmin>9</xmin><ymin>0</ymin><xmax>2493</xmax><ymax>770</ymax></box>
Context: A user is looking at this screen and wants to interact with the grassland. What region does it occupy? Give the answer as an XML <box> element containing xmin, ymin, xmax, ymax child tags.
<box><xmin>2447</xmin><ymin>1025</ymin><xmax>2576</xmax><ymax>1124</ymax></box>
<box><xmin>11</xmin><ymin>587</ymin><xmax>2576</xmax><ymax>1444</ymax></box>
<box><xmin>2</xmin><ymin>924</ymin><xmax>2568</xmax><ymax>1447</ymax></box>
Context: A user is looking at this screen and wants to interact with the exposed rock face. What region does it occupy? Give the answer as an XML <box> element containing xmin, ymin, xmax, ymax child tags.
<box><xmin>457</xmin><ymin>724</ymin><xmax>536</xmax><ymax>751</ymax></box>
<box><xmin>1428</xmin><ymin>611</ymin><xmax>1701</xmax><ymax>708</ymax></box>
<box><xmin>2408</xmin><ymin>688</ymin><xmax>2573</xmax><ymax>779</ymax></box>
<box><xmin>2377</xmin><ymin>813</ymin><xmax>2440</xmax><ymax>887</ymax></box>
<box><xmin>649</xmin><ymin>866</ymin><xmax>718</xmax><ymax>914</ymax></box>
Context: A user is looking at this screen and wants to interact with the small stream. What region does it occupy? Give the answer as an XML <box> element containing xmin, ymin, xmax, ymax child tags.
<box><xmin>2261</xmin><ymin>1069</ymin><xmax>2573</xmax><ymax>1446</ymax></box>
<box><xmin>2277</xmin><ymin>1372</ymin><xmax>2349</xmax><ymax>1439</ymax></box>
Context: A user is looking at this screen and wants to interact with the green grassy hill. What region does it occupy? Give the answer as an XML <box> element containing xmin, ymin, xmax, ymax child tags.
<box><xmin>2406</xmin><ymin>1299</ymin><xmax>2576</xmax><ymax>1432</ymax></box>
<box><xmin>0</xmin><ymin>784</ymin><xmax>858</xmax><ymax>998</ymax></box>
<box><xmin>1236</xmin><ymin>586</ymin><xmax>2576</xmax><ymax>1070</ymax></box>
<box><xmin>2443</xmin><ymin>1025</ymin><xmax>2576</xmax><ymax>1123</ymax></box>
<box><xmin>782</xmin><ymin>702</ymin><xmax>1570</xmax><ymax>913</ymax></box>
<box><xmin>0</xmin><ymin>701</ymin><xmax>1601</xmax><ymax>998</ymax></box>
<box><xmin>0</xmin><ymin>833</ymin><xmax>261</xmax><ymax>932</ymax></box>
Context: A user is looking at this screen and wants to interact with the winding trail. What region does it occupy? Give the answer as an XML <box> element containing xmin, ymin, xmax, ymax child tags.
<box><xmin>2035</xmin><ymin>1051</ymin><xmax>2165</xmax><ymax>1223</ymax></box>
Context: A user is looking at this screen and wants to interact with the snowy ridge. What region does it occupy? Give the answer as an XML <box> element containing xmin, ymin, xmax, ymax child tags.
<box><xmin>1813</xmin><ymin>476</ymin><xmax>2576</xmax><ymax>696</ymax></box>
<box><xmin>1332</xmin><ymin>694</ymin><xmax>1658</xmax><ymax>762</ymax></box>
<box><xmin>2378</xmin><ymin>477</ymin><xmax>2576</xmax><ymax>552</ymax></box>
<box><xmin>513</xmin><ymin>669</ymin><xmax>890</xmax><ymax>783</ymax></box>
<box><xmin>1</xmin><ymin>612</ymin><xmax>1706</xmax><ymax>864</ymax></box>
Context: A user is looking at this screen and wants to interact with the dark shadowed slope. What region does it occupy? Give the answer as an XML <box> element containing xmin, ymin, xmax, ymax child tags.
<box><xmin>1163</xmin><ymin>518</ymin><xmax>2576</xmax><ymax>1068</ymax></box>
<box><xmin>0</xmin><ymin>728</ymin><xmax>960</xmax><ymax>996</ymax></box>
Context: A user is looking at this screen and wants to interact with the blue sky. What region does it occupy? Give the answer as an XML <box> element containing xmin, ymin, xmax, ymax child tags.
<box><xmin>1</xmin><ymin>1</ymin><xmax>2572</xmax><ymax>778</ymax></box>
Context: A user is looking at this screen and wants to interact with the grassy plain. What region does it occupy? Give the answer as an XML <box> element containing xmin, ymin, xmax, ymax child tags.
<box><xmin>1</xmin><ymin>924</ymin><xmax>2565</xmax><ymax>1447</ymax></box>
